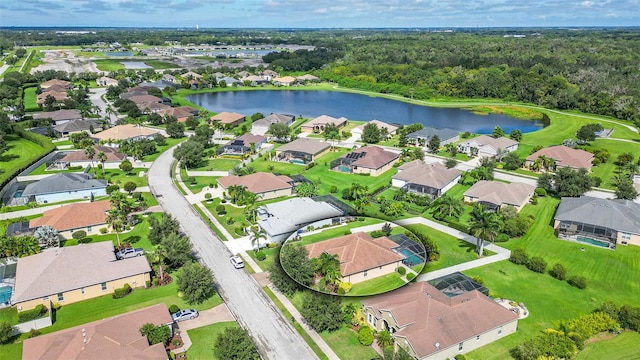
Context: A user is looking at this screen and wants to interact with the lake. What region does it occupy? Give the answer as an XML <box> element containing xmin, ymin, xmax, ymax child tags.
<box><xmin>186</xmin><ymin>90</ymin><xmax>544</xmax><ymax>134</ymax></box>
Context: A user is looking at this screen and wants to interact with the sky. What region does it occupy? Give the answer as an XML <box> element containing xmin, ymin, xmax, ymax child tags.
<box><xmin>0</xmin><ymin>0</ymin><xmax>638</xmax><ymax>28</ymax></box>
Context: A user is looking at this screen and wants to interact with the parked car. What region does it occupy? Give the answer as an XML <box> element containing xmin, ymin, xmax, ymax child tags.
<box><xmin>171</xmin><ymin>309</ymin><xmax>199</xmax><ymax>322</ymax></box>
<box><xmin>230</xmin><ymin>255</ymin><xmax>245</xmax><ymax>269</ymax></box>
<box><xmin>116</xmin><ymin>247</ymin><xmax>145</xmax><ymax>259</ymax></box>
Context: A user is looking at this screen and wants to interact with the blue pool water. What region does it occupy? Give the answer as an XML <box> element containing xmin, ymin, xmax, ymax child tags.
<box><xmin>336</xmin><ymin>165</ymin><xmax>350</xmax><ymax>173</ymax></box>
<box><xmin>0</xmin><ymin>286</ymin><xmax>12</xmax><ymax>304</ymax></box>
<box><xmin>14</xmin><ymin>190</ymin><xmax>23</xmax><ymax>198</ymax></box>
<box><xmin>576</xmin><ymin>236</ymin><xmax>610</xmax><ymax>248</ymax></box>
<box><xmin>290</xmin><ymin>159</ymin><xmax>305</xmax><ymax>164</ymax></box>
<box><xmin>399</xmin><ymin>248</ymin><xmax>424</xmax><ymax>265</ymax></box>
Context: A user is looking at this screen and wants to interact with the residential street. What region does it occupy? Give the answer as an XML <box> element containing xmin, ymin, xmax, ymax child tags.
<box><xmin>147</xmin><ymin>147</ymin><xmax>318</xmax><ymax>360</ymax></box>
<box><xmin>88</xmin><ymin>88</ymin><xmax>111</xmax><ymax>122</ymax></box>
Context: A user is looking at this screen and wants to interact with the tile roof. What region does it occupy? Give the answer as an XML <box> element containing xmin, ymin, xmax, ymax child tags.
<box><xmin>464</xmin><ymin>180</ymin><xmax>535</xmax><ymax>207</ymax></box>
<box><xmin>296</xmin><ymin>74</ymin><xmax>320</xmax><ymax>81</ymax></box>
<box><xmin>128</xmin><ymin>95</ymin><xmax>162</xmax><ymax>105</ymax></box>
<box><xmin>253</xmin><ymin>113</ymin><xmax>294</xmax><ymax>127</ymax></box>
<box><xmin>22</xmin><ymin>304</ymin><xmax>171</xmax><ymax>360</ymax></box>
<box><xmin>276</xmin><ymin>138</ymin><xmax>330</xmax><ymax>155</ymax></box>
<box><xmin>60</xmin><ymin>146</ymin><xmax>125</xmax><ymax>163</ymax></box>
<box><xmin>347</xmin><ymin>146</ymin><xmax>400</xmax><ymax>170</ymax></box>
<box><xmin>460</xmin><ymin>135</ymin><xmax>518</xmax><ymax>150</ymax></box>
<box><xmin>33</xmin><ymin>109</ymin><xmax>83</xmax><ymax>122</ymax></box>
<box><xmin>210</xmin><ymin>112</ymin><xmax>246</xmax><ymax>124</ymax></box>
<box><xmin>218</xmin><ymin>172</ymin><xmax>293</xmax><ymax>194</ymax></box>
<box><xmin>53</xmin><ymin>119</ymin><xmax>101</xmax><ymax>134</ymax></box>
<box><xmin>305</xmin><ymin>232</ymin><xmax>404</xmax><ymax>276</ymax></box>
<box><xmin>303</xmin><ymin>115</ymin><xmax>347</xmax><ymax>128</ymax></box>
<box><xmin>555</xmin><ymin>196</ymin><xmax>640</xmax><ymax>234</ymax></box>
<box><xmin>29</xmin><ymin>200</ymin><xmax>111</xmax><ymax>232</ymax></box>
<box><xmin>158</xmin><ymin>106</ymin><xmax>197</xmax><ymax>120</ymax></box>
<box><xmin>353</xmin><ymin>120</ymin><xmax>399</xmax><ymax>134</ymax></box>
<box><xmin>273</xmin><ymin>76</ymin><xmax>296</xmax><ymax>83</ymax></box>
<box><xmin>526</xmin><ymin>145</ymin><xmax>594</xmax><ymax>169</ymax></box>
<box><xmin>393</xmin><ymin>161</ymin><xmax>461</xmax><ymax>189</ymax></box>
<box><xmin>362</xmin><ymin>281</ymin><xmax>518</xmax><ymax>359</ymax></box>
<box><xmin>258</xmin><ymin>198</ymin><xmax>344</xmax><ymax>237</ymax></box>
<box><xmin>13</xmin><ymin>241</ymin><xmax>151</xmax><ymax>303</ymax></box>
<box><xmin>22</xmin><ymin>173</ymin><xmax>107</xmax><ymax>197</ymax></box>
<box><xmin>92</xmin><ymin>124</ymin><xmax>160</xmax><ymax>141</ymax></box>
<box><xmin>40</xmin><ymin>79</ymin><xmax>71</xmax><ymax>89</ymax></box>
<box><xmin>226</xmin><ymin>134</ymin><xmax>267</xmax><ymax>147</ymax></box>
<box><xmin>407</xmin><ymin>128</ymin><xmax>459</xmax><ymax>142</ymax></box>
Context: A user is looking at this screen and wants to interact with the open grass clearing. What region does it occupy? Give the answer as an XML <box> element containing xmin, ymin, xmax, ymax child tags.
<box><xmin>576</xmin><ymin>332</ymin><xmax>640</xmax><ymax>360</ymax></box>
<box><xmin>347</xmin><ymin>272</ymin><xmax>407</xmax><ymax>296</ymax></box>
<box><xmin>0</xmin><ymin>134</ymin><xmax>47</xmax><ymax>185</ymax></box>
<box><xmin>143</xmin><ymin>60</ymin><xmax>179</xmax><ymax>69</ymax></box>
<box><xmin>27</xmin><ymin>162</ymin><xmax>82</xmax><ymax>175</ymax></box>
<box><xmin>143</xmin><ymin>137</ymin><xmax>186</xmax><ymax>162</ymax></box>
<box><xmin>104</xmin><ymin>167</ymin><xmax>148</xmax><ymax>187</ymax></box>
<box><xmin>186</xmin><ymin>321</ymin><xmax>240</xmax><ymax>360</ymax></box>
<box><xmin>192</xmin><ymin>158</ymin><xmax>241</xmax><ymax>171</ymax></box>
<box><xmin>203</xmin><ymin>198</ymin><xmax>250</xmax><ymax>239</ymax></box>
<box><xmin>23</xmin><ymin>87</ymin><xmax>38</xmax><ymax>109</ymax></box>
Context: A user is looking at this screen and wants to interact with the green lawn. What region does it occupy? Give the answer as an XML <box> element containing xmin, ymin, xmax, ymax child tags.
<box><xmin>319</xmin><ymin>325</ymin><xmax>379</xmax><ymax>360</ymax></box>
<box><xmin>186</xmin><ymin>321</ymin><xmax>240</xmax><ymax>360</ymax></box>
<box><xmin>143</xmin><ymin>60</ymin><xmax>179</xmax><ymax>69</ymax></box>
<box><xmin>576</xmin><ymin>332</ymin><xmax>640</xmax><ymax>360</ymax></box>
<box><xmin>143</xmin><ymin>137</ymin><xmax>186</xmax><ymax>162</ymax></box>
<box><xmin>463</xmin><ymin>196</ymin><xmax>640</xmax><ymax>359</ymax></box>
<box><xmin>23</xmin><ymin>86</ymin><xmax>38</xmax><ymax>109</ymax></box>
<box><xmin>247</xmin><ymin>157</ymin><xmax>306</xmax><ymax>175</ymax></box>
<box><xmin>203</xmin><ymin>198</ymin><xmax>251</xmax><ymax>239</ymax></box>
<box><xmin>0</xmin><ymin>134</ymin><xmax>46</xmax><ymax>185</ymax></box>
<box><xmin>27</xmin><ymin>161</ymin><xmax>81</xmax><ymax>175</ymax></box>
<box><xmin>64</xmin><ymin>212</ymin><xmax>160</xmax><ymax>251</ymax></box>
<box><xmin>184</xmin><ymin>177</ymin><xmax>218</xmax><ymax>194</ymax></box>
<box><xmin>348</xmin><ymin>272</ymin><xmax>406</xmax><ymax>296</ymax></box>
<box><xmin>105</xmin><ymin>168</ymin><xmax>148</xmax><ymax>187</ymax></box>
<box><xmin>192</xmin><ymin>158</ymin><xmax>241</xmax><ymax>171</ymax></box>
<box><xmin>92</xmin><ymin>59</ymin><xmax>126</xmax><ymax>71</ymax></box>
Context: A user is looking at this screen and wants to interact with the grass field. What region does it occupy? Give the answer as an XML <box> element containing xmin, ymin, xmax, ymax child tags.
<box><xmin>23</xmin><ymin>86</ymin><xmax>38</xmax><ymax>109</ymax></box>
<box><xmin>576</xmin><ymin>332</ymin><xmax>640</xmax><ymax>360</ymax></box>
<box><xmin>463</xmin><ymin>196</ymin><xmax>640</xmax><ymax>359</ymax></box>
<box><xmin>105</xmin><ymin>167</ymin><xmax>148</xmax><ymax>187</ymax></box>
<box><xmin>192</xmin><ymin>158</ymin><xmax>241</xmax><ymax>171</ymax></box>
<box><xmin>348</xmin><ymin>272</ymin><xmax>406</xmax><ymax>296</ymax></box>
<box><xmin>0</xmin><ymin>134</ymin><xmax>46</xmax><ymax>185</ymax></box>
<box><xmin>186</xmin><ymin>321</ymin><xmax>240</xmax><ymax>360</ymax></box>
<box><xmin>203</xmin><ymin>198</ymin><xmax>250</xmax><ymax>239</ymax></box>
<box><xmin>143</xmin><ymin>60</ymin><xmax>179</xmax><ymax>69</ymax></box>
<box><xmin>92</xmin><ymin>59</ymin><xmax>126</xmax><ymax>71</ymax></box>
<box><xmin>143</xmin><ymin>137</ymin><xmax>185</xmax><ymax>162</ymax></box>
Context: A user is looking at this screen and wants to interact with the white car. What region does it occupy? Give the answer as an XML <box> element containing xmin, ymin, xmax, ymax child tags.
<box><xmin>171</xmin><ymin>308</ymin><xmax>198</xmax><ymax>322</ymax></box>
<box><xmin>230</xmin><ymin>255</ymin><xmax>245</xmax><ymax>269</ymax></box>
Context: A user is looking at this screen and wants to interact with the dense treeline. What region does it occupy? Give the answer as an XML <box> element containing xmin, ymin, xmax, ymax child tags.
<box><xmin>262</xmin><ymin>47</ymin><xmax>345</xmax><ymax>71</ymax></box>
<box><xmin>314</xmin><ymin>30</ymin><xmax>640</xmax><ymax>123</ymax></box>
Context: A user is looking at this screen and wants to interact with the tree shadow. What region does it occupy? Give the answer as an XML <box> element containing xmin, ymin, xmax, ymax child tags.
<box><xmin>458</xmin><ymin>240</ymin><xmax>477</xmax><ymax>253</ymax></box>
<box><xmin>0</xmin><ymin>154</ymin><xmax>19</xmax><ymax>162</ymax></box>
<box><xmin>125</xmin><ymin>235</ymin><xmax>141</xmax><ymax>244</ymax></box>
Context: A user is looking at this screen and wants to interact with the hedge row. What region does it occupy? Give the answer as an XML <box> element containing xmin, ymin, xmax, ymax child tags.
<box><xmin>510</xmin><ymin>249</ymin><xmax>587</xmax><ymax>289</ymax></box>
<box><xmin>112</xmin><ymin>283</ymin><xmax>132</xmax><ymax>299</ymax></box>
<box><xmin>0</xmin><ymin>126</ymin><xmax>55</xmax><ymax>192</ymax></box>
<box><xmin>18</xmin><ymin>304</ymin><xmax>47</xmax><ymax>322</ymax></box>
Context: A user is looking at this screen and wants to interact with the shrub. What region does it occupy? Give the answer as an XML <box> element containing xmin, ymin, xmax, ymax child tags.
<box><xmin>305</xmin><ymin>162</ymin><xmax>315</xmax><ymax>170</ymax></box>
<box><xmin>406</xmin><ymin>273</ymin><xmax>416</xmax><ymax>282</ymax></box>
<box><xmin>509</xmin><ymin>248</ymin><xmax>529</xmax><ymax>265</ymax></box>
<box><xmin>28</xmin><ymin>328</ymin><xmax>41</xmax><ymax>338</ymax></box>
<box><xmin>535</xmin><ymin>188</ymin><xmax>547</xmax><ymax>196</ymax></box>
<box><xmin>18</xmin><ymin>305</ymin><xmax>47</xmax><ymax>322</ymax></box>
<box><xmin>132</xmin><ymin>192</ymin><xmax>143</xmax><ymax>200</ymax></box>
<box><xmin>357</xmin><ymin>326</ymin><xmax>374</xmax><ymax>346</ymax></box>
<box><xmin>99</xmin><ymin>227</ymin><xmax>108</xmax><ymax>234</ymax></box>
<box><xmin>550</xmin><ymin>263</ymin><xmax>567</xmax><ymax>280</ymax></box>
<box><xmin>397</xmin><ymin>267</ymin><xmax>406</xmax><ymax>275</ymax></box>
<box><xmin>169</xmin><ymin>305</ymin><xmax>180</xmax><ymax>314</ymax></box>
<box><xmin>526</xmin><ymin>256</ymin><xmax>547</xmax><ymax>273</ymax></box>
<box><xmin>448</xmin><ymin>221</ymin><xmax>469</xmax><ymax>234</ymax></box>
<box><xmin>370</xmin><ymin>230</ymin><xmax>385</xmax><ymax>238</ymax></box>
<box><xmin>106</xmin><ymin>184</ymin><xmax>120</xmax><ymax>194</ymax></box>
<box><xmin>234</xmin><ymin>227</ymin><xmax>245</xmax><ymax>236</ymax></box>
<box><xmin>255</xmin><ymin>251</ymin><xmax>266</xmax><ymax>261</ymax></box>
<box><xmin>0</xmin><ymin>321</ymin><xmax>13</xmax><ymax>344</ymax></box>
<box><xmin>471</xmin><ymin>275</ymin><xmax>484</xmax><ymax>285</ymax></box>
<box><xmin>495</xmin><ymin>233</ymin><xmax>510</xmax><ymax>242</ymax></box>
<box><xmin>455</xmin><ymin>355</ymin><xmax>468</xmax><ymax>360</ymax></box>
<box><xmin>568</xmin><ymin>276</ymin><xmax>587</xmax><ymax>289</ymax></box>
<box><xmin>146</xmin><ymin>280</ymin><xmax>151</xmax><ymax>288</ymax></box>
<box><xmin>112</xmin><ymin>283</ymin><xmax>132</xmax><ymax>299</ymax></box>
<box><xmin>338</xmin><ymin>282</ymin><xmax>352</xmax><ymax>294</ymax></box>
<box><xmin>72</xmin><ymin>230</ymin><xmax>87</xmax><ymax>240</ymax></box>
<box><xmin>215</xmin><ymin>205</ymin><xmax>226</xmax><ymax>214</ymax></box>
<box><xmin>329</xmin><ymin>186</ymin><xmax>338</xmax><ymax>193</ymax></box>
<box><xmin>205</xmin><ymin>193</ymin><xmax>212</xmax><ymax>201</ymax></box>
<box><xmin>78</xmin><ymin>237</ymin><xmax>93</xmax><ymax>244</ymax></box>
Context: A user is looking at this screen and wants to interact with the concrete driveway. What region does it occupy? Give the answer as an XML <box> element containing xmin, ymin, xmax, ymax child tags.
<box><xmin>177</xmin><ymin>304</ymin><xmax>235</xmax><ymax>331</ymax></box>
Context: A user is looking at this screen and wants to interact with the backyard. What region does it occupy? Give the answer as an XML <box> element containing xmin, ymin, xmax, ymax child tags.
<box><xmin>185</xmin><ymin>321</ymin><xmax>241</xmax><ymax>360</ymax></box>
<box><xmin>0</xmin><ymin>134</ymin><xmax>47</xmax><ymax>185</ymax></box>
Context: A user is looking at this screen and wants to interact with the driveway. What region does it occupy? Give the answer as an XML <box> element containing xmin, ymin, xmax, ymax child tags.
<box><xmin>177</xmin><ymin>304</ymin><xmax>235</xmax><ymax>331</ymax></box>
<box><xmin>148</xmin><ymin>146</ymin><xmax>318</xmax><ymax>360</ymax></box>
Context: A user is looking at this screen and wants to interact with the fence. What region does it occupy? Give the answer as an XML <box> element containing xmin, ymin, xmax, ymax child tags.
<box><xmin>12</xmin><ymin>305</ymin><xmax>53</xmax><ymax>335</ymax></box>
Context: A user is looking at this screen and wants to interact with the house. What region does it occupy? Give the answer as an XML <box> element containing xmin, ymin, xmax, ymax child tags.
<box><xmin>407</xmin><ymin>128</ymin><xmax>460</xmax><ymax>146</ymax></box>
<box><xmin>252</xmin><ymin>113</ymin><xmax>295</xmax><ymax>135</ymax></box>
<box><xmin>275</xmin><ymin>138</ymin><xmax>331</xmax><ymax>164</ymax></box>
<box><xmin>463</xmin><ymin>180</ymin><xmax>535</xmax><ymax>212</ymax></box>
<box><xmin>138</xmin><ymin>80</ymin><xmax>179</xmax><ymax>90</ymax></box>
<box><xmin>300</xmin><ymin>115</ymin><xmax>348</xmax><ymax>133</ymax></box>
<box><xmin>351</xmin><ymin>120</ymin><xmax>399</xmax><ymax>140</ymax></box>
<box><xmin>162</xmin><ymin>73</ymin><xmax>177</xmax><ymax>83</ymax></box>
<box><xmin>554</xmin><ymin>196</ymin><xmax>640</xmax><ymax>248</ymax></box>
<box><xmin>40</xmin><ymin>79</ymin><xmax>72</xmax><ymax>90</ymax></box>
<box><xmin>525</xmin><ymin>145</ymin><xmax>594</xmax><ymax>171</ymax></box>
<box><xmin>157</xmin><ymin>106</ymin><xmax>198</xmax><ymax>122</ymax></box>
<box><xmin>261</xmin><ymin>69</ymin><xmax>279</xmax><ymax>79</ymax></box>
<box><xmin>392</xmin><ymin>161</ymin><xmax>461</xmax><ymax>199</ymax></box>
<box><xmin>216</xmin><ymin>76</ymin><xmax>241</xmax><ymax>87</ymax></box>
<box><xmin>12</xmin><ymin>241</ymin><xmax>151</xmax><ymax>311</ymax></box>
<box><xmin>242</xmin><ymin>75</ymin><xmax>269</xmax><ymax>86</ymax></box>
<box><xmin>20</xmin><ymin>173</ymin><xmax>108</xmax><ymax>204</ymax></box>
<box><xmin>296</xmin><ymin>74</ymin><xmax>320</xmax><ymax>83</ymax></box>
<box><xmin>362</xmin><ymin>281</ymin><xmax>518</xmax><ymax>360</ymax></box>
<box><xmin>96</xmin><ymin>76</ymin><xmax>119</xmax><ymax>87</ymax></box>
<box><xmin>58</xmin><ymin>145</ymin><xmax>126</xmax><ymax>169</ymax></box>
<box><xmin>128</xmin><ymin>94</ymin><xmax>163</xmax><ymax>106</ymax></box>
<box><xmin>33</xmin><ymin>109</ymin><xmax>83</xmax><ymax>125</ymax></box>
<box><xmin>22</xmin><ymin>304</ymin><xmax>172</xmax><ymax>360</ymax></box>
<box><xmin>457</xmin><ymin>135</ymin><xmax>519</xmax><ymax>158</ymax></box>
<box><xmin>209</xmin><ymin>112</ymin><xmax>246</xmax><ymax>128</ymax></box>
<box><xmin>36</xmin><ymin>90</ymin><xmax>68</xmax><ymax>106</ymax></box>
<box><xmin>29</xmin><ymin>200</ymin><xmax>111</xmax><ymax>238</ymax></box>
<box><xmin>332</xmin><ymin>146</ymin><xmax>400</xmax><ymax>177</ymax></box>
<box><xmin>221</xmin><ymin>134</ymin><xmax>267</xmax><ymax>155</ymax></box>
<box><xmin>305</xmin><ymin>232</ymin><xmax>405</xmax><ymax>284</ymax></box>
<box><xmin>92</xmin><ymin>124</ymin><xmax>161</xmax><ymax>144</ymax></box>
<box><xmin>218</xmin><ymin>172</ymin><xmax>294</xmax><ymax>200</ymax></box>
<box><xmin>272</xmin><ymin>76</ymin><xmax>297</xmax><ymax>86</ymax></box>
<box><xmin>257</xmin><ymin>197</ymin><xmax>344</xmax><ymax>244</ymax></box>
<box><xmin>53</xmin><ymin>119</ymin><xmax>102</xmax><ymax>136</ymax></box>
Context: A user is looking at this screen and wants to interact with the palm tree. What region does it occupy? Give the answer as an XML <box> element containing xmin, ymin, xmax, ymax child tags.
<box><xmin>107</xmin><ymin>191</ymin><xmax>131</xmax><ymax>248</ymax></box>
<box><xmin>350</xmin><ymin>183</ymin><xmax>369</xmax><ymax>201</ymax></box>
<box><xmin>84</xmin><ymin>146</ymin><xmax>96</xmax><ymax>172</ymax></box>
<box><xmin>431</xmin><ymin>194</ymin><xmax>464</xmax><ymax>219</ymax></box>
<box><xmin>468</xmin><ymin>203</ymin><xmax>503</xmax><ymax>256</ymax></box>
<box><xmin>227</xmin><ymin>185</ymin><xmax>245</xmax><ymax>204</ymax></box>
<box><xmin>153</xmin><ymin>244</ymin><xmax>167</xmax><ymax>283</ymax></box>
<box><xmin>97</xmin><ymin>151</ymin><xmax>107</xmax><ymax>177</ymax></box>
<box><xmin>531</xmin><ymin>157</ymin><xmax>543</xmax><ymax>172</ymax></box>
<box><xmin>354</xmin><ymin>197</ymin><xmax>371</xmax><ymax>214</ymax></box>
<box><xmin>249</xmin><ymin>226</ymin><xmax>267</xmax><ymax>251</ymax></box>
<box><xmin>377</xmin><ymin>330</ymin><xmax>394</xmax><ymax>348</ymax></box>
<box><xmin>315</xmin><ymin>252</ymin><xmax>340</xmax><ymax>275</ymax></box>
<box><xmin>323</xmin><ymin>264</ymin><xmax>342</xmax><ymax>291</ymax></box>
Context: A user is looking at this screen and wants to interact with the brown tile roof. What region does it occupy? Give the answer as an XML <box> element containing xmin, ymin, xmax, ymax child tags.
<box><xmin>217</xmin><ymin>172</ymin><xmax>293</xmax><ymax>194</ymax></box>
<box><xmin>462</xmin><ymin>135</ymin><xmax>519</xmax><ymax>150</ymax></box>
<box><xmin>22</xmin><ymin>304</ymin><xmax>172</xmax><ymax>360</ymax></box>
<box><xmin>253</xmin><ymin>113</ymin><xmax>294</xmax><ymax>127</ymax></box>
<box><xmin>158</xmin><ymin>106</ymin><xmax>198</xmax><ymax>121</ymax></box>
<box><xmin>525</xmin><ymin>145</ymin><xmax>594</xmax><ymax>169</ymax></box>
<box><xmin>29</xmin><ymin>200</ymin><xmax>111</xmax><ymax>232</ymax></box>
<box><xmin>92</xmin><ymin>124</ymin><xmax>160</xmax><ymax>141</ymax></box>
<box><xmin>210</xmin><ymin>112</ymin><xmax>246</xmax><ymax>124</ymax></box>
<box><xmin>277</xmin><ymin>138</ymin><xmax>330</xmax><ymax>155</ymax></box>
<box><xmin>296</xmin><ymin>74</ymin><xmax>320</xmax><ymax>81</ymax></box>
<box><xmin>273</xmin><ymin>76</ymin><xmax>297</xmax><ymax>83</ymax></box>
<box><xmin>303</xmin><ymin>115</ymin><xmax>347</xmax><ymax>128</ymax></box>
<box><xmin>362</xmin><ymin>282</ymin><xmax>518</xmax><ymax>359</ymax></box>
<box><xmin>464</xmin><ymin>180</ymin><xmax>535</xmax><ymax>207</ymax></box>
<box><xmin>348</xmin><ymin>146</ymin><xmax>400</xmax><ymax>170</ymax></box>
<box><xmin>33</xmin><ymin>109</ymin><xmax>83</xmax><ymax>122</ymax></box>
<box><xmin>60</xmin><ymin>146</ymin><xmax>126</xmax><ymax>163</ymax></box>
<box><xmin>394</xmin><ymin>161</ymin><xmax>461</xmax><ymax>189</ymax></box>
<box><xmin>137</xmin><ymin>102</ymin><xmax>171</xmax><ymax>112</ymax></box>
<box><xmin>128</xmin><ymin>95</ymin><xmax>162</xmax><ymax>105</ymax></box>
<box><xmin>13</xmin><ymin>241</ymin><xmax>151</xmax><ymax>303</ymax></box>
<box><xmin>305</xmin><ymin>232</ymin><xmax>404</xmax><ymax>276</ymax></box>
<box><xmin>353</xmin><ymin>120</ymin><xmax>399</xmax><ymax>134</ymax></box>
<box><xmin>41</xmin><ymin>84</ymin><xmax>71</xmax><ymax>93</ymax></box>
<box><xmin>37</xmin><ymin>91</ymin><xmax>68</xmax><ymax>104</ymax></box>
<box><xmin>40</xmin><ymin>79</ymin><xmax>71</xmax><ymax>89</ymax></box>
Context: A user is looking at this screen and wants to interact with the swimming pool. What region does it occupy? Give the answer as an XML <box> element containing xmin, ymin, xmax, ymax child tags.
<box><xmin>336</xmin><ymin>165</ymin><xmax>350</xmax><ymax>173</ymax></box>
<box><xmin>576</xmin><ymin>236</ymin><xmax>610</xmax><ymax>248</ymax></box>
<box><xmin>0</xmin><ymin>286</ymin><xmax>12</xmax><ymax>304</ymax></box>
<box><xmin>290</xmin><ymin>159</ymin><xmax>305</xmax><ymax>164</ymax></box>
<box><xmin>399</xmin><ymin>248</ymin><xmax>425</xmax><ymax>266</ymax></box>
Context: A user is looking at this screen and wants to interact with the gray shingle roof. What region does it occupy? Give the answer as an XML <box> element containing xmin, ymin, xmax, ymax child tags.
<box><xmin>555</xmin><ymin>196</ymin><xmax>640</xmax><ymax>234</ymax></box>
<box><xmin>258</xmin><ymin>198</ymin><xmax>343</xmax><ymax>237</ymax></box>
<box><xmin>22</xmin><ymin>173</ymin><xmax>107</xmax><ymax>197</ymax></box>
<box><xmin>407</xmin><ymin>128</ymin><xmax>459</xmax><ymax>142</ymax></box>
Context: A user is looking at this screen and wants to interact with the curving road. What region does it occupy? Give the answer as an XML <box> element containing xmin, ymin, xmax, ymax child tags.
<box><xmin>148</xmin><ymin>147</ymin><xmax>318</xmax><ymax>360</ymax></box>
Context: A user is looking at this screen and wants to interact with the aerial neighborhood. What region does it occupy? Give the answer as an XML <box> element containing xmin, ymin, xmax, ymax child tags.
<box><xmin>0</xmin><ymin>25</ymin><xmax>640</xmax><ymax>360</ymax></box>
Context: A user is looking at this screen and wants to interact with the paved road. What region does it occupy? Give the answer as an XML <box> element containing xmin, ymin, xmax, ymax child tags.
<box><xmin>148</xmin><ymin>147</ymin><xmax>318</xmax><ymax>360</ymax></box>
<box><xmin>89</xmin><ymin>88</ymin><xmax>110</xmax><ymax>122</ymax></box>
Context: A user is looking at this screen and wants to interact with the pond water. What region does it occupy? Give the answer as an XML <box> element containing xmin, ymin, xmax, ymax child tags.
<box><xmin>120</xmin><ymin>61</ymin><xmax>152</xmax><ymax>69</ymax></box>
<box><xmin>105</xmin><ymin>51</ymin><xmax>134</xmax><ymax>57</ymax></box>
<box><xmin>187</xmin><ymin>90</ymin><xmax>544</xmax><ymax>134</ymax></box>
